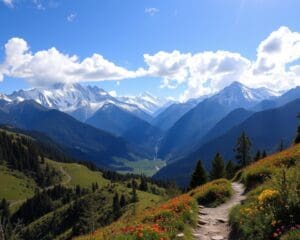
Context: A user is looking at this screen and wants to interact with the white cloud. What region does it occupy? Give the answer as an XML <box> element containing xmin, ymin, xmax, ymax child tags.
<box><xmin>1</xmin><ymin>27</ymin><xmax>300</xmax><ymax>100</ymax></box>
<box><xmin>0</xmin><ymin>37</ymin><xmax>137</xmax><ymax>86</ymax></box>
<box><xmin>2</xmin><ymin>0</ymin><xmax>13</xmax><ymax>7</ymax></box>
<box><xmin>143</xmin><ymin>51</ymin><xmax>190</xmax><ymax>88</ymax></box>
<box><xmin>145</xmin><ymin>7</ymin><xmax>159</xmax><ymax>16</ymax></box>
<box><xmin>67</xmin><ymin>13</ymin><xmax>76</xmax><ymax>22</ymax></box>
<box><xmin>140</xmin><ymin>26</ymin><xmax>300</xmax><ymax>100</ymax></box>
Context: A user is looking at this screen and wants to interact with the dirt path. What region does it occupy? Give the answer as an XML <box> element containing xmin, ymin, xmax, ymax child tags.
<box><xmin>193</xmin><ymin>182</ymin><xmax>245</xmax><ymax>240</ymax></box>
<box><xmin>59</xmin><ymin>166</ymin><xmax>72</xmax><ymax>185</ymax></box>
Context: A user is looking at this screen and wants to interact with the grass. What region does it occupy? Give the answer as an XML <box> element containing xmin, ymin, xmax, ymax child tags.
<box><xmin>0</xmin><ymin>165</ymin><xmax>36</xmax><ymax>203</ymax></box>
<box><xmin>76</xmin><ymin>190</ymin><xmax>168</xmax><ymax>240</ymax></box>
<box><xmin>189</xmin><ymin>179</ymin><xmax>232</xmax><ymax>207</ymax></box>
<box><xmin>234</xmin><ymin>144</ymin><xmax>300</xmax><ymax>191</ymax></box>
<box><xmin>111</xmin><ymin>158</ymin><xmax>166</xmax><ymax>176</ymax></box>
<box><xmin>47</xmin><ymin>159</ymin><xmax>110</xmax><ymax>188</ymax></box>
<box><xmin>229</xmin><ymin>144</ymin><xmax>300</xmax><ymax>240</ymax></box>
<box><xmin>78</xmin><ymin>179</ymin><xmax>232</xmax><ymax>239</ymax></box>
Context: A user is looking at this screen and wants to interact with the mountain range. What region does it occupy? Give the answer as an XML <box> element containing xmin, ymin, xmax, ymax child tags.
<box><xmin>157</xmin><ymin>81</ymin><xmax>280</xmax><ymax>161</ymax></box>
<box><xmin>1</xmin><ymin>81</ymin><xmax>300</xmax><ymax>184</ymax></box>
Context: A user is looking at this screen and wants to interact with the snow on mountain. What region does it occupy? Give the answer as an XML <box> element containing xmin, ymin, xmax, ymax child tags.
<box><xmin>118</xmin><ymin>92</ymin><xmax>169</xmax><ymax>115</ymax></box>
<box><xmin>8</xmin><ymin>83</ymin><xmax>151</xmax><ymax>122</ymax></box>
<box><xmin>208</xmin><ymin>81</ymin><xmax>280</xmax><ymax>108</ymax></box>
<box><xmin>0</xmin><ymin>93</ymin><xmax>11</xmax><ymax>102</ymax></box>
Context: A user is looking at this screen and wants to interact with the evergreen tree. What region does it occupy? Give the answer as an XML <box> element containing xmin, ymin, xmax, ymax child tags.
<box><xmin>225</xmin><ymin>160</ymin><xmax>236</xmax><ymax>179</ymax></box>
<box><xmin>189</xmin><ymin>160</ymin><xmax>207</xmax><ymax>189</ymax></box>
<box><xmin>120</xmin><ymin>194</ymin><xmax>126</xmax><ymax>208</ymax></box>
<box><xmin>112</xmin><ymin>193</ymin><xmax>121</xmax><ymax>219</ymax></box>
<box><xmin>210</xmin><ymin>153</ymin><xmax>226</xmax><ymax>180</ymax></box>
<box><xmin>278</xmin><ymin>139</ymin><xmax>284</xmax><ymax>152</ymax></box>
<box><xmin>294</xmin><ymin>113</ymin><xmax>300</xmax><ymax>144</ymax></box>
<box><xmin>254</xmin><ymin>150</ymin><xmax>261</xmax><ymax>162</ymax></box>
<box><xmin>234</xmin><ymin>131</ymin><xmax>252</xmax><ymax>167</ymax></box>
<box><xmin>131</xmin><ymin>180</ymin><xmax>138</xmax><ymax>203</ymax></box>
<box><xmin>262</xmin><ymin>150</ymin><xmax>267</xmax><ymax>158</ymax></box>
<box><xmin>139</xmin><ymin>176</ymin><xmax>148</xmax><ymax>192</ymax></box>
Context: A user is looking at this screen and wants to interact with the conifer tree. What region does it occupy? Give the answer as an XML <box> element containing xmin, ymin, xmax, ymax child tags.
<box><xmin>112</xmin><ymin>193</ymin><xmax>121</xmax><ymax>219</ymax></box>
<box><xmin>189</xmin><ymin>160</ymin><xmax>207</xmax><ymax>189</ymax></box>
<box><xmin>254</xmin><ymin>150</ymin><xmax>261</xmax><ymax>162</ymax></box>
<box><xmin>262</xmin><ymin>150</ymin><xmax>267</xmax><ymax>158</ymax></box>
<box><xmin>234</xmin><ymin>131</ymin><xmax>252</xmax><ymax>167</ymax></box>
<box><xmin>294</xmin><ymin>113</ymin><xmax>300</xmax><ymax>144</ymax></box>
<box><xmin>210</xmin><ymin>153</ymin><xmax>225</xmax><ymax>180</ymax></box>
<box><xmin>278</xmin><ymin>139</ymin><xmax>284</xmax><ymax>152</ymax></box>
<box><xmin>225</xmin><ymin>160</ymin><xmax>236</xmax><ymax>179</ymax></box>
<box><xmin>131</xmin><ymin>180</ymin><xmax>138</xmax><ymax>203</ymax></box>
<box><xmin>120</xmin><ymin>194</ymin><xmax>126</xmax><ymax>208</ymax></box>
<box><xmin>139</xmin><ymin>176</ymin><xmax>148</xmax><ymax>192</ymax></box>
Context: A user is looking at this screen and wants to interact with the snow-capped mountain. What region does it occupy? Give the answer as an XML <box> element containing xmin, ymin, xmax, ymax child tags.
<box><xmin>118</xmin><ymin>92</ymin><xmax>170</xmax><ymax>115</ymax></box>
<box><xmin>208</xmin><ymin>81</ymin><xmax>280</xmax><ymax>108</ymax></box>
<box><xmin>0</xmin><ymin>93</ymin><xmax>12</xmax><ymax>102</ymax></box>
<box><xmin>8</xmin><ymin>83</ymin><xmax>152</xmax><ymax>122</ymax></box>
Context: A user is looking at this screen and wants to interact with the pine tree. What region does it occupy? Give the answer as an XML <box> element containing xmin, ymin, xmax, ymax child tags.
<box><xmin>278</xmin><ymin>139</ymin><xmax>284</xmax><ymax>152</ymax></box>
<box><xmin>262</xmin><ymin>150</ymin><xmax>267</xmax><ymax>158</ymax></box>
<box><xmin>139</xmin><ymin>176</ymin><xmax>148</xmax><ymax>192</ymax></box>
<box><xmin>112</xmin><ymin>193</ymin><xmax>121</xmax><ymax>219</ymax></box>
<box><xmin>225</xmin><ymin>160</ymin><xmax>236</xmax><ymax>179</ymax></box>
<box><xmin>131</xmin><ymin>180</ymin><xmax>138</xmax><ymax>203</ymax></box>
<box><xmin>189</xmin><ymin>160</ymin><xmax>208</xmax><ymax>189</ymax></box>
<box><xmin>234</xmin><ymin>131</ymin><xmax>252</xmax><ymax>167</ymax></box>
<box><xmin>120</xmin><ymin>194</ymin><xmax>126</xmax><ymax>208</ymax></box>
<box><xmin>210</xmin><ymin>153</ymin><xmax>226</xmax><ymax>180</ymax></box>
<box><xmin>294</xmin><ymin>113</ymin><xmax>300</xmax><ymax>144</ymax></box>
<box><xmin>254</xmin><ymin>150</ymin><xmax>261</xmax><ymax>162</ymax></box>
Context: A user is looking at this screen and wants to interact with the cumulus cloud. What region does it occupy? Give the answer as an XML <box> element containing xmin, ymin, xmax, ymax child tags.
<box><xmin>0</xmin><ymin>38</ymin><xmax>137</xmax><ymax>86</ymax></box>
<box><xmin>1</xmin><ymin>26</ymin><xmax>300</xmax><ymax>100</ymax></box>
<box><xmin>140</xmin><ymin>26</ymin><xmax>300</xmax><ymax>100</ymax></box>
<box><xmin>143</xmin><ymin>51</ymin><xmax>190</xmax><ymax>88</ymax></box>
<box><xmin>145</xmin><ymin>7</ymin><xmax>159</xmax><ymax>16</ymax></box>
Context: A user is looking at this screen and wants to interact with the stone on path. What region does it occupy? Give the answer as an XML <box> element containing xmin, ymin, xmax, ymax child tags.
<box><xmin>211</xmin><ymin>235</ymin><xmax>224</xmax><ymax>240</ymax></box>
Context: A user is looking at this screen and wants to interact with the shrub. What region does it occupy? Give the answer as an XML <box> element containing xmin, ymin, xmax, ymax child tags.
<box><xmin>189</xmin><ymin>179</ymin><xmax>232</xmax><ymax>207</ymax></box>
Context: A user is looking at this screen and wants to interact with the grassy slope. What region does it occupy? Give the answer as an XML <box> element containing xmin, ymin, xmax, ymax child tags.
<box><xmin>0</xmin><ymin>165</ymin><xmax>36</xmax><ymax>202</ymax></box>
<box><xmin>230</xmin><ymin>144</ymin><xmax>300</xmax><ymax>240</ymax></box>
<box><xmin>47</xmin><ymin>159</ymin><xmax>109</xmax><ymax>188</ymax></box>
<box><xmin>78</xmin><ymin>179</ymin><xmax>232</xmax><ymax>240</ymax></box>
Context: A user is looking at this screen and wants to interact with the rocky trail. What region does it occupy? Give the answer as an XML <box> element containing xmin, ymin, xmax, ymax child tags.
<box><xmin>193</xmin><ymin>182</ymin><xmax>245</xmax><ymax>240</ymax></box>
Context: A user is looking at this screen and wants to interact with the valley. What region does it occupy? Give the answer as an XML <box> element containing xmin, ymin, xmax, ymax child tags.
<box><xmin>1</xmin><ymin>3</ymin><xmax>300</xmax><ymax>239</ymax></box>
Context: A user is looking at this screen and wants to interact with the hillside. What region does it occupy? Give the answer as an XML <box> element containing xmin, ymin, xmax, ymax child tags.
<box><xmin>154</xmin><ymin>98</ymin><xmax>300</xmax><ymax>186</ymax></box>
<box><xmin>229</xmin><ymin>143</ymin><xmax>300</xmax><ymax>239</ymax></box>
<box><xmin>0</xmin><ymin>100</ymin><xmax>151</xmax><ymax>171</ymax></box>
<box><xmin>0</xmin><ymin>128</ymin><xmax>171</xmax><ymax>240</ymax></box>
<box><xmin>77</xmin><ymin>144</ymin><xmax>300</xmax><ymax>240</ymax></box>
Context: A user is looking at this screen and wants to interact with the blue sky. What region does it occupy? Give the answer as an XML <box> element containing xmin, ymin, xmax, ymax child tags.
<box><xmin>1</xmin><ymin>0</ymin><xmax>300</xmax><ymax>100</ymax></box>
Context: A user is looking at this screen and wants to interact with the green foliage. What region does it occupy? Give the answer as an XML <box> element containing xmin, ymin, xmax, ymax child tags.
<box><xmin>210</xmin><ymin>153</ymin><xmax>225</xmax><ymax>180</ymax></box>
<box><xmin>113</xmin><ymin>193</ymin><xmax>121</xmax><ymax>220</ymax></box>
<box><xmin>230</xmin><ymin>159</ymin><xmax>300</xmax><ymax>240</ymax></box>
<box><xmin>280</xmin><ymin>228</ymin><xmax>300</xmax><ymax>240</ymax></box>
<box><xmin>234</xmin><ymin>131</ymin><xmax>252</xmax><ymax>167</ymax></box>
<box><xmin>189</xmin><ymin>160</ymin><xmax>208</xmax><ymax>189</ymax></box>
<box><xmin>190</xmin><ymin>179</ymin><xmax>232</xmax><ymax>207</ymax></box>
<box><xmin>225</xmin><ymin>160</ymin><xmax>236</xmax><ymax>179</ymax></box>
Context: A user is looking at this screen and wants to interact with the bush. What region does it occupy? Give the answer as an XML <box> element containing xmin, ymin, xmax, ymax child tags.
<box><xmin>189</xmin><ymin>179</ymin><xmax>232</xmax><ymax>207</ymax></box>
